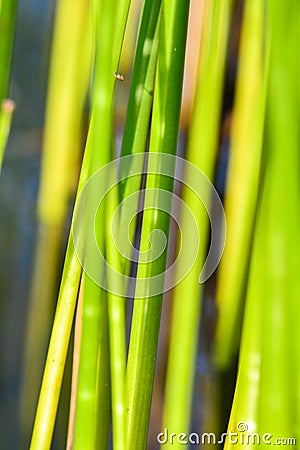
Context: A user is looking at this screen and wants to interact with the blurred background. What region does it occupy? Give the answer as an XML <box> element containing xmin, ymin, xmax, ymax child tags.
<box><xmin>0</xmin><ymin>0</ymin><xmax>54</xmax><ymax>447</ymax></box>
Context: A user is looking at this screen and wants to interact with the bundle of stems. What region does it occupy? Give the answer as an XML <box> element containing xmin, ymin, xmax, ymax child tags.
<box><xmin>225</xmin><ymin>1</ymin><xmax>300</xmax><ymax>447</ymax></box>
<box><xmin>21</xmin><ymin>0</ymin><xmax>92</xmax><ymax>444</ymax></box>
<box><xmin>18</xmin><ymin>0</ymin><xmax>300</xmax><ymax>449</ymax></box>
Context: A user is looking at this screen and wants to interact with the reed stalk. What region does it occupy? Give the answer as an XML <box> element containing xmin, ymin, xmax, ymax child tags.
<box><xmin>0</xmin><ymin>98</ymin><xmax>15</xmax><ymax>171</ymax></box>
<box><xmin>162</xmin><ymin>1</ymin><xmax>232</xmax><ymax>444</ymax></box>
<box><xmin>125</xmin><ymin>2</ymin><xmax>190</xmax><ymax>448</ymax></box>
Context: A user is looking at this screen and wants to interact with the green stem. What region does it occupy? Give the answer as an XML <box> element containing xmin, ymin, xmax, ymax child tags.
<box><xmin>73</xmin><ymin>0</ymin><xmax>131</xmax><ymax>447</ymax></box>
<box><xmin>258</xmin><ymin>0</ymin><xmax>300</xmax><ymax>438</ymax></box>
<box><xmin>162</xmin><ymin>1</ymin><xmax>232</xmax><ymax>444</ymax></box>
<box><xmin>37</xmin><ymin>0</ymin><xmax>92</xmax><ymax>227</ymax></box>
<box><xmin>0</xmin><ymin>0</ymin><xmax>17</xmax><ymax>101</ymax></box>
<box><xmin>112</xmin><ymin>0</ymin><xmax>131</xmax><ymax>71</ymax></box>
<box><xmin>106</xmin><ymin>171</ymin><xmax>126</xmax><ymax>450</ymax></box>
<box><xmin>125</xmin><ymin>2</ymin><xmax>190</xmax><ymax>448</ymax></box>
<box><xmin>0</xmin><ymin>98</ymin><xmax>14</xmax><ymax>171</ymax></box>
<box><xmin>118</xmin><ymin>0</ymin><xmax>161</xmax><ymax>277</ymax></box>
<box><xmin>29</xmin><ymin>239</ymin><xmax>82</xmax><ymax>450</ymax></box>
<box><xmin>73</xmin><ymin>277</ymin><xmax>107</xmax><ymax>450</ymax></box>
<box><xmin>226</xmin><ymin>1</ymin><xmax>300</xmax><ymax>444</ymax></box>
<box><xmin>21</xmin><ymin>1</ymin><xmax>92</xmax><ymax>438</ymax></box>
<box><xmin>224</xmin><ymin>195</ymin><xmax>264</xmax><ymax>449</ymax></box>
<box><xmin>214</xmin><ymin>0</ymin><xmax>267</xmax><ymax>370</ymax></box>
<box><xmin>119</xmin><ymin>0</ymin><xmax>161</xmax><ymax>165</ymax></box>
<box><xmin>29</xmin><ymin>59</ymin><xmax>104</xmax><ymax>450</ymax></box>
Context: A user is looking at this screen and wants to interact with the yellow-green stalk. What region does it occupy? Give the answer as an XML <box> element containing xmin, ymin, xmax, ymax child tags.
<box><xmin>162</xmin><ymin>1</ymin><xmax>232</xmax><ymax>445</ymax></box>
<box><xmin>0</xmin><ymin>98</ymin><xmax>15</xmax><ymax>171</ymax></box>
<box><xmin>125</xmin><ymin>1</ymin><xmax>190</xmax><ymax>448</ymax></box>
<box><xmin>0</xmin><ymin>0</ymin><xmax>17</xmax><ymax>102</ymax></box>
<box><xmin>106</xmin><ymin>171</ymin><xmax>126</xmax><ymax>450</ymax></box>
<box><xmin>214</xmin><ymin>0</ymin><xmax>266</xmax><ymax>370</ymax></box>
<box><xmin>21</xmin><ymin>0</ymin><xmax>92</xmax><ymax>443</ymax></box>
<box><xmin>258</xmin><ymin>0</ymin><xmax>300</xmax><ymax>439</ymax></box>
<box><xmin>225</xmin><ymin>1</ymin><xmax>300</xmax><ymax>446</ymax></box>
<box><xmin>73</xmin><ymin>0</ymin><xmax>131</xmax><ymax>447</ymax></box>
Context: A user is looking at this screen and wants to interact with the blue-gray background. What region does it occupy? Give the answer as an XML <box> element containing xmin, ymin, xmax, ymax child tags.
<box><xmin>0</xmin><ymin>1</ymin><xmax>54</xmax><ymax>447</ymax></box>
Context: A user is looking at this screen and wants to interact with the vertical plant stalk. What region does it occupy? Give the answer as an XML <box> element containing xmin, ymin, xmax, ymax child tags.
<box><xmin>29</xmin><ymin>105</ymin><xmax>100</xmax><ymax>449</ymax></box>
<box><xmin>0</xmin><ymin>0</ymin><xmax>17</xmax><ymax>102</ymax></box>
<box><xmin>73</xmin><ymin>277</ymin><xmax>108</xmax><ymax>450</ymax></box>
<box><xmin>22</xmin><ymin>0</ymin><xmax>92</xmax><ymax>443</ymax></box>
<box><xmin>112</xmin><ymin>0</ymin><xmax>133</xmax><ymax>71</ymax></box>
<box><xmin>226</xmin><ymin>0</ymin><xmax>300</xmax><ymax>445</ymax></box>
<box><xmin>214</xmin><ymin>0</ymin><xmax>266</xmax><ymax>370</ymax></box>
<box><xmin>29</xmin><ymin>117</ymin><xmax>111</xmax><ymax>450</ymax></box>
<box><xmin>30</xmin><ymin>0</ymin><xmax>131</xmax><ymax>446</ymax></box>
<box><xmin>224</xmin><ymin>193</ymin><xmax>264</xmax><ymax>449</ymax></box>
<box><xmin>66</xmin><ymin>274</ymin><xmax>84</xmax><ymax>450</ymax></box>
<box><xmin>29</xmin><ymin>101</ymin><xmax>114</xmax><ymax>450</ymax></box>
<box><xmin>106</xmin><ymin>171</ymin><xmax>127</xmax><ymax>450</ymax></box>
<box><xmin>29</xmin><ymin>32</ymin><xmax>101</xmax><ymax>450</ymax></box>
<box><xmin>125</xmin><ymin>1</ymin><xmax>190</xmax><ymax>449</ymax></box>
<box><xmin>119</xmin><ymin>0</ymin><xmax>161</xmax><ymax>164</ymax></box>
<box><xmin>0</xmin><ymin>98</ymin><xmax>15</xmax><ymax>171</ymax></box>
<box><xmin>37</xmin><ymin>0</ymin><xmax>92</xmax><ymax>227</ymax></box>
<box><xmin>162</xmin><ymin>0</ymin><xmax>232</xmax><ymax>444</ymax></box>
<box><xmin>72</xmin><ymin>0</ymin><xmax>115</xmax><ymax>442</ymax></box>
<box><xmin>258</xmin><ymin>0</ymin><xmax>300</xmax><ymax>439</ymax></box>
<box><xmin>73</xmin><ymin>0</ymin><xmax>131</xmax><ymax>447</ymax></box>
<box><xmin>72</xmin><ymin>171</ymin><xmax>110</xmax><ymax>449</ymax></box>
<box><xmin>29</xmin><ymin>239</ymin><xmax>83</xmax><ymax>450</ymax></box>
<box><xmin>105</xmin><ymin>2</ymin><xmax>161</xmax><ymax>444</ymax></box>
<box><xmin>118</xmin><ymin>0</ymin><xmax>161</xmax><ymax>275</ymax></box>
<box><xmin>0</xmin><ymin>0</ymin><xmax>16</xmax><ymax>171</ymax></box>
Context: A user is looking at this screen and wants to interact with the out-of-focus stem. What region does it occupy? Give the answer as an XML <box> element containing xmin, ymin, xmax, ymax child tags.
<box><xmin>0</xmin><ymin>0</ymin><xmax>17</xmax><ymax>101</ymax></box>
<box><xmin>22</xmin><ymin>0</ymin><xmax>92</xmax><ymax>443</ymax></box>
<box><xmin>162</xmin><ymin>1</ymin><xmax>232</xmax><ymax>445</ymax></box>
<box><xmin>0</xmin><ymin>98</ymin><xmax>15</xmax><ymax>171</ymax></box>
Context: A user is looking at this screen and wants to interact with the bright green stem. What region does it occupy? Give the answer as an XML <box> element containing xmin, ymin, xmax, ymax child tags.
<box><xmin>226</xmin><ymin>1</ymin><xmax>300</xmax><ymax>445</ymax></box>
<box><xmin>73</xmin><ymin>134</ymin><xmax>109</xmax><ymax>450</ymax></box>
<box><xmin>87</xmin><ymin>0</ymin><xmax>131</xmax><ymax>172</ymax></box>
<box><xmin>125</xmin><ymin>1</ymin><xmax>190</xmax><ymax>449</ymax></box>
<box><xmin>162</xmin><ymin>1</ymin><xmax>232</xmax><ymax>445</ymax></box>
<box><xmin>106</xmin><ymin>172</ymin><xmax>126</xmax><ymax>450</ymax></box>
<box><xmin>119</xmin><ymin>0</ymin><xmax>161</xmax><ymax>164</ymax></box>
<box><xmin>224</xmin><ymin>193</ymin><xmax>265</xmax><ymax>450</ymax></box>
<box><xmin>21</xmin><ymin>224</ymin><xmax>62</xmax><ymax>447</ymax></box>
<box><xmin>73</xmin><ymin>0</ymin><xmax>131</xmax><ymax>447</ymax></box>
<box><xmin>22</xmin><ymin>0</ymin><xmax>92</xmax><ymax>442</ymax></box>
<box><xmin>0</xmin><ymin>98</ymin><xmax>14</xmax><ymax>171</ymax></box>
<box><xmin>29</xmin><ymin>239</ymin><xmax>82</xmax><ymax>450</ymax></box>
<box><xmin>94</xmin><ymin>298</ymin><xmax>111</xmax><ymax>449</ymax></box>
<box><xmin>29</xmin><ymin>19</ymin><xmax>110</xmax><ymax>444</ymax></box>
<box><xmin>37</xmin><ymin>0</ymin><xmax>92</xmax><ymax>227</ymax></box>
<box><xmin>112</xmin><ymin>0</ymin><xmax>131</xmax><ymax>71</ymax></box>
<box><xmin>118</xmin><ymin>0</ymin><xmax>161</xmax><ymax>276</ymax></box>
<box><xmin>214</xmin><ymin>0</ymin><xmax>267</xmax><ymax>370</ymax></box>
<box><xmin>28</xmin><ymin>0</ymin><xmax>126</xmax><ymax>439</ymax></box>
<box><xmin>29</xmin><ymin>105</ymin><xmax>100</xmax><ymax>448</ymax></box>
<box><xmin>258</xmin><ymin>0</ymin><xmax>300</xmax><ymax>439</ymax></box>
<box><xmin>73</xmin><ymin>277</ymin><xmax>107</xmax><ymax>450</ymax></box>
<box><xmin>0</xmin><ymin>0</ymin><xmax>17</xmax><ymax>101</ymax></box>
<box><xmin>29</xmin><ymin>91</ymin><xmax>111</xmax><ymax>447</ymax></box>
